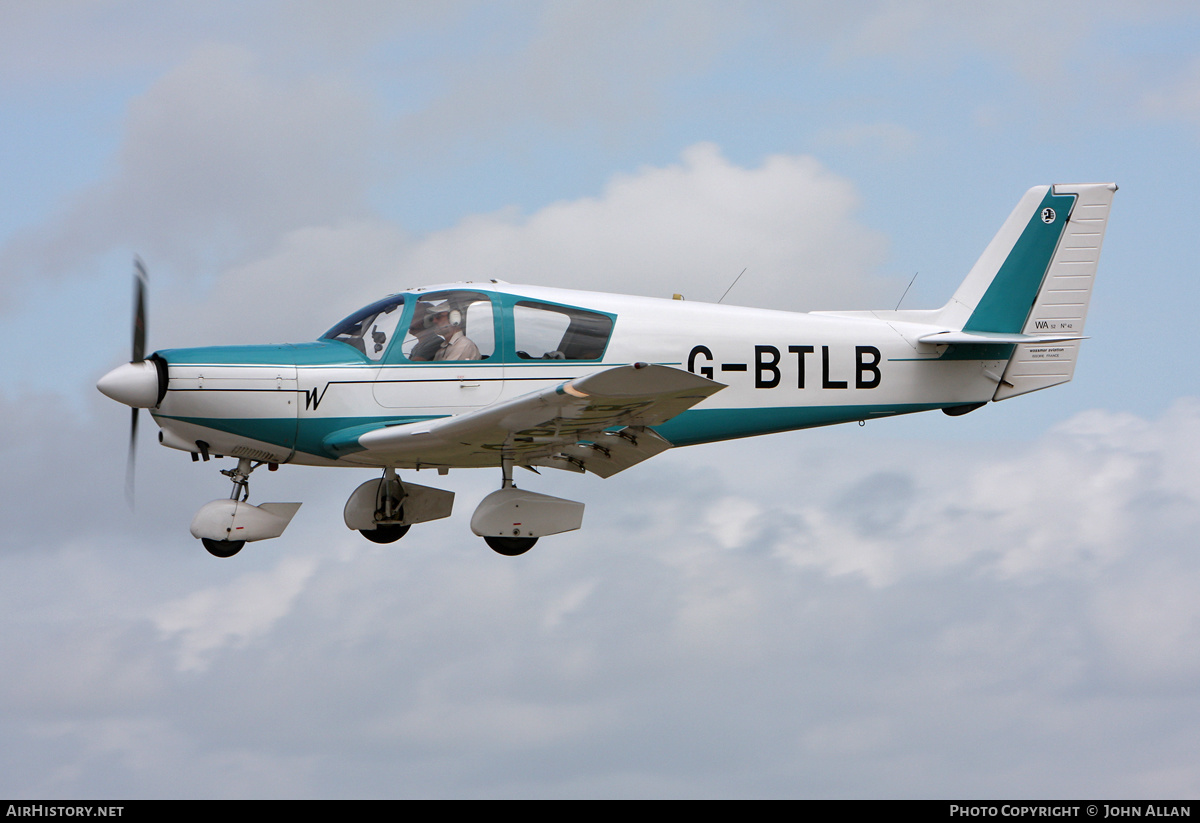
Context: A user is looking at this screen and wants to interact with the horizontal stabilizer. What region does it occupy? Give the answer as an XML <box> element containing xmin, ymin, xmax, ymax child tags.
<box><xmin>917</xmin><ymin>330</ymin><xmax>1088</xmax><ymax>345</ymax></box>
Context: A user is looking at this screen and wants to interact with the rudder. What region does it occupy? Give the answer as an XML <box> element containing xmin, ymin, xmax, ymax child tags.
<box><xmin>992</xmin><ymin>183</ymin><xmax>1117</xmax><ymax>399</ymax></box>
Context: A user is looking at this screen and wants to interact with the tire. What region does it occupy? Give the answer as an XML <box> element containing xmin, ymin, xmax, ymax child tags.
<box><xmin>202</xmin><ymin>538</ymin><xmax>245</xmax><ymax>558</ymax></box>
<box><xmin>361</xmin><ymin>524</ymin><xmax>410</xmax><ymax>544</ymax></box>
<box><xmin>484</xmin><ymin>535</ymin><xmax>538</xmax><ymax>556</ymax></box>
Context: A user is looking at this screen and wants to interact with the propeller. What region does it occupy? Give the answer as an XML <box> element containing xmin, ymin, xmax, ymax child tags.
<box><xmin>97</xmin><ymin>258</ymin><xmax>169</xmax><ymax>507</ymax></box>
<box><xmin>127</xmin><ymin>258</ymin><xmax>149</xmax><ymax>506</ymax></box>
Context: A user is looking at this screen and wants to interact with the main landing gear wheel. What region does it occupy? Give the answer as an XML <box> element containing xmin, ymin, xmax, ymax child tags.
<box><xmin>202</xmin><ymin>538</ymin><xmax>245</xmax><ymax>558</ymax></box>
<box><xmin>484</xmin><ymin>535</ymin><xmax>538</xmax><ymax>556</ymax></box>
<box><xmin>361</xmin><ymin>524</ymin><xmax>410</xmax><ymax>544</ymax></box>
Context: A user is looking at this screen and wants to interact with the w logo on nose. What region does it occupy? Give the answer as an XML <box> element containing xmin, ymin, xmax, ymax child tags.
<box><xmin>304</xmin><ymin>384</ymin><xmax>331</xmax><ymax>410</ymax></box>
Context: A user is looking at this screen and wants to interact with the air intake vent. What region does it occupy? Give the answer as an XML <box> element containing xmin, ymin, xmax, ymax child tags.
<box><xmin>232</xmin><ymin>445</ymin><xmax>286</xmax><ymax>462</ymax></box>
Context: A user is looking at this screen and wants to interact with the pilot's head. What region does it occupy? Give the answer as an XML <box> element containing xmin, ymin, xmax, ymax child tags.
<box><xmin>432</xmin><ymin>308</ymin><xmax>459</xmax><ymax>337</ymax></box>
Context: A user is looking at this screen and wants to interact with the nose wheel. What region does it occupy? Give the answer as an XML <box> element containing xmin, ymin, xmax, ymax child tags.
<box><xmin>190</xmin><ymin>458</ymin><xmax>302</xmax><ymax>557</ymax></box>
<box><xmin>201</xmin><ymin>459</ymin><xmax>256</xmax><ymax>557</ymax></box>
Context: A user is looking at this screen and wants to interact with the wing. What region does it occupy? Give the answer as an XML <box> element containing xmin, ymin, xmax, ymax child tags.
<box><xmin>343</xmin><ymin>363</ymin><xmax>725</xmax><ymax>477</ymax></box>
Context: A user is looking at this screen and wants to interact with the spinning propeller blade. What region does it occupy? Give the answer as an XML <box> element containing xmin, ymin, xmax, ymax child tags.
<box><xmin>126</xmin><ymin>258</ymin><xmax>149</xmax><ymax>507</ymax></box>
<box><xmin>127</xmin><ymin>407</ymin><xmax>138</xmax><ymax>507</ymax></box>
<box><xmin>132</xmin><ymin>257</ymin><xmax>147</xmax><ymax>363</ymax></box>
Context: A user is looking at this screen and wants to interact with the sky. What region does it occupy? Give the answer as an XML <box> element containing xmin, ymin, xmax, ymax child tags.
<box><xmin>2</xmin><ymin>0</ymin><xmax>1199</xmax><ymax>799</ymax></box>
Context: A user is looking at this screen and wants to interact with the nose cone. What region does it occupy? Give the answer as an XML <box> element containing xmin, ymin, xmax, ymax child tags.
<box><xmin>97</xmin><ymin>360</ymin><xmax>161</xmax><ymax>408</ymax></box>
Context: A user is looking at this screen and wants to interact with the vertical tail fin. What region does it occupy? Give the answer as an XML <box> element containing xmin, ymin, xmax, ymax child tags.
<box><xmin>934</xmin><ymin>183</ymin><xmax>1116</xmax><ymax>399</ymax></box>
<box><xmin>812</xmin><ymin>183</ymin><xmax>1116</xmax><ymax>400</ymax></box>
<box><xmin>993</xmin><ymin>183</ymin><xmax>1116</xmax><ymax>399</ymax></box>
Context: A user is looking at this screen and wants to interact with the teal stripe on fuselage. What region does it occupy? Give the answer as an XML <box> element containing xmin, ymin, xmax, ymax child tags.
<box><xmin>159</xmin><ymin>402</ymin><xmax>954</xmax><ymax>462</ymax></box>
<box><xmin>964</xmin><ymin>188</ymin><xmax>1076</xmax><ymax>334</ymax></box>
<box><xmin>651</xmin><ymin>403</ymin><xmax>949</xmax><ymax>447</ymax></box>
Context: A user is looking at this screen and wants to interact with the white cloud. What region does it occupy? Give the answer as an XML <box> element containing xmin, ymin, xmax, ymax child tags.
<box><xmin>188</xmin><ymin>142</ymin><xmax>893</xmax><ymax>347</ymax></box>
<box><xmin>3</xmin><ymin>399</ymin><xmax>1200</xmax><ymax>796</ymax></box>
<box><xmin>162</xmin><ymin>220</ymin><xmax>411</xmax><ymax>347</ymax></box>
<box><xmin>724</xmin><ymin>399</ymin><xmax>1200</xmax><ymax>587</ymax></box>
<box><xmin>1091</xmin><ymin>560</ymin><xmax>1200</xmax><ymax>685</ymax></box>
<box><xmin>153</xmin><ymin>555</ymin><xmax>319</xmax><ymax>672</ymax></box>
<box><xmin>2</xmin><ymin>42</ymin><xmax>376</xmax><ymax>286</ymax></box>
<box><xmin>399</xmin><ymin>143</ymin><xmax>890</xmax><ymax>309</ymax></box>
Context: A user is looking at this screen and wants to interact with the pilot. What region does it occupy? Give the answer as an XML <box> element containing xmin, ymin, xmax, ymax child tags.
<box><xmin>431</xmin><ymin>308</ymin><xmax>481</xmax><ymax>361</ymax></box>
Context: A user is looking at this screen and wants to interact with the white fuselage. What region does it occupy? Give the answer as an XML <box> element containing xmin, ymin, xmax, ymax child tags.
<box><xmin>150</xmin><ymin>283</ymin><xmax>1002</xmax><ymax>469</ymax></box>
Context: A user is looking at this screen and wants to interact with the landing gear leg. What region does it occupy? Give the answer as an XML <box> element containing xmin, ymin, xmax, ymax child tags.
<box><xmin>220</xmin><ymin>457</ymin><xmax>260</xmax><ymax>502</ymax></box>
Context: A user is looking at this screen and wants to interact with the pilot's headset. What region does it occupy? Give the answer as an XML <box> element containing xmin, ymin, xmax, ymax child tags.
<box><xmin>426</xmin><ymin>307</ymin><xmax>462</xmax><ymax>328</ymax></box>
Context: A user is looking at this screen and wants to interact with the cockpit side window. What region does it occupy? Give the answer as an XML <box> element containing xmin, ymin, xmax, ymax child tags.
<box><xmin>321</xmin><ymin>295</ymin><xmax>405</xmax><ymax>361</ymax></box>
<box><xmin>401</xmin><ymin>291</ymin><xmax>495</xmax><ymax>362</ymax></box>
<box><xmin>513</xmin><ymin>301</ymin><xmax>612</xmax><ymax>360</ymax></box>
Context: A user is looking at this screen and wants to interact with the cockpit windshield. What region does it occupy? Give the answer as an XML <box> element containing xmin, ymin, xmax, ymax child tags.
<box><xmin>321</xmin><ymin>295</ymin><xmax>405</xmax><ymax>361</ymax></box>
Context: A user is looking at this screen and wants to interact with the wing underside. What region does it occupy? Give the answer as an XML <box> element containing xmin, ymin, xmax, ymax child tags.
<box><xmin>342</xmin><ymin>364</ymin><xmax>725</xmax><ymax>476</ymax></box>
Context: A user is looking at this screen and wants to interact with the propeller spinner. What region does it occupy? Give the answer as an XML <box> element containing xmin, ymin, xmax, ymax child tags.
<box><xmin>96</xmin><ymin>258</ymin><xmax>167</xmax><ymax>504</ymax></box>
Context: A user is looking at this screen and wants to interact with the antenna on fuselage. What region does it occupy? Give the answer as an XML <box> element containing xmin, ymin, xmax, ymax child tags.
<box><xmin>895</xmin><ymin>271</ymin><xmax>918</xmax><ymax>311</ymax></box>
<box><xmin>717</xmin><ymin>268</ymin><xmax>748</xmax><ymax>304</ymax></box>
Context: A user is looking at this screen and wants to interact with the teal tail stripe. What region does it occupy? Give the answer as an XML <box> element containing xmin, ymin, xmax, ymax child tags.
<box><xmin>964</xmin><ymin>189</ymin><xmax>1076</xmax><ymax>334</ymax></box>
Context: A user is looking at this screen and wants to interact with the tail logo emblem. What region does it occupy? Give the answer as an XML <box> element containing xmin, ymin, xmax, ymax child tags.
<box><xmin>1041</xmin><ymin>207</ymin><xmax>1056</xmax><ymax>223</ymax></box>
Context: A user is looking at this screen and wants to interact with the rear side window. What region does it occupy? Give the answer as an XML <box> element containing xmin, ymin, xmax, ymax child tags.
<box><xmin>513</xmin><ymin>301</ymin><xmax>612</xmax><ymax>361</ymax></box>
